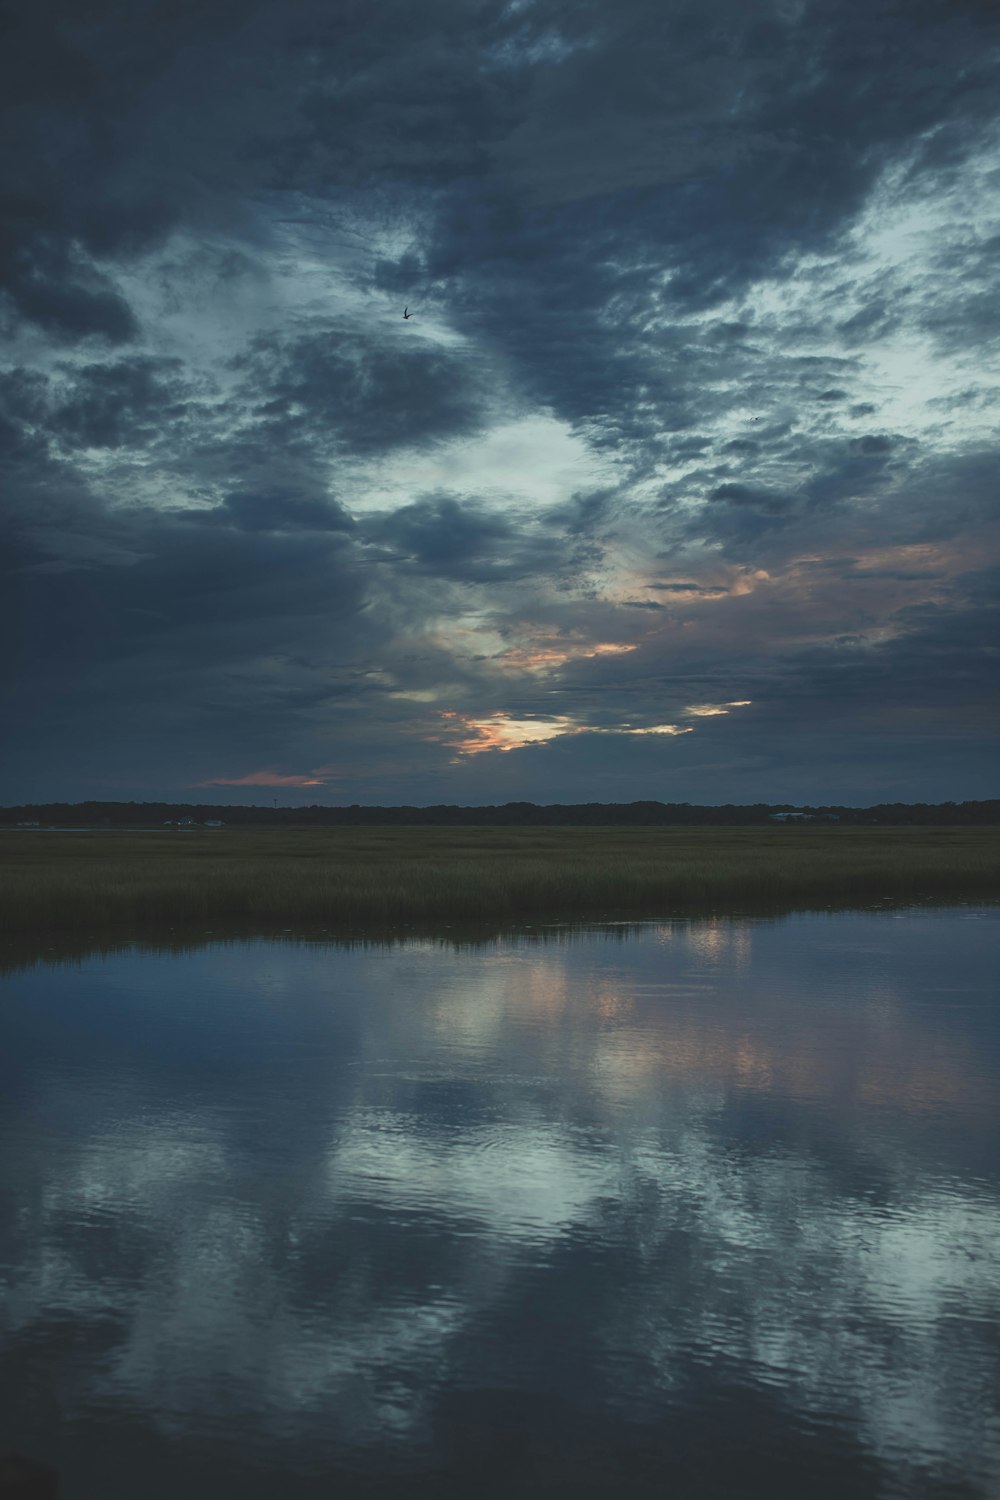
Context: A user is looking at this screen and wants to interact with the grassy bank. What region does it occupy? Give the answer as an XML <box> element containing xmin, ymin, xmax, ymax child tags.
<box><xmin>2</xmin><ymin>825</ymin><xmax>998</xmax><ymax>934</ymax></box>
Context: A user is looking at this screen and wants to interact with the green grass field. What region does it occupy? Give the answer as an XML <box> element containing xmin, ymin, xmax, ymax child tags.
<box><xmin>1</xmin><ymin>825</ymin><xmax>998</xmax><ymax>934</ymax></box>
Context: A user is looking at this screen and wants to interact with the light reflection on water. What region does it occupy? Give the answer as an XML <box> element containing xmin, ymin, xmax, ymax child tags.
<box><xmin>1</xmin><ymin>909</ymin><xmax>998</xmax><ymax>1498</ymax></box>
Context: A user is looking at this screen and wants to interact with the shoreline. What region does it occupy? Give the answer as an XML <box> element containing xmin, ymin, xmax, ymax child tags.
<box><xmin>3</xmin><ymin>894</ymin><xmax>998</xmax><ymax>980</ymax></box>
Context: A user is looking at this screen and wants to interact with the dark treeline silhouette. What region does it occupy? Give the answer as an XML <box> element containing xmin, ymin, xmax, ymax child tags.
<box><xmin>2</xmin><ymin>799</ymin><xmax>998</xmax><ymax>826</ymax></box>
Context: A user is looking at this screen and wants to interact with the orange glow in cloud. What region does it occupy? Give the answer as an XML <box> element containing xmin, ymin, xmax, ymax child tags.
<box><xmin>494</xmin><ymin>640</ymin><xmax>637</xmax><ymax>674</ymax></box>
<box><xmin>439</xmin><ymin>712</ymin><xmax>695</xmax><ymax>757</ymax></box>
<box><xmin>850</xmin><ymin>543</ymin><xmax>949</xmax><ymax>574</ymax></box>
<box><xmin>613</xmin><ymin>563</ymin><xmax>772</xmax><ymax>608</ymax></box>
<box><xmin>620</xmin><ymin>724</ymin><xmax>694</xmax><ymax>736</ymax></box>
<box><xmin>683</xmin><ymin>700</ymin><xmax>752</xmax><ymax>718</ymax></box>
<box><xmin>439</xmin><ymin>712</ymin><xmax>579</xmax><ymax>756</ymax></box>
<box><xmin>728</xmin><ymin>568</ymin><xmax>771</xmax><ymax>596</ymax></box>
<box><xmin>428</xmin><ymin>621</ymin><xmax>637</xmax><ymax>676</ymax></box>
<box><xmin>195</xmin><ymin>770</ymin><xmax>328</xmax><ymax>787</ymax></box>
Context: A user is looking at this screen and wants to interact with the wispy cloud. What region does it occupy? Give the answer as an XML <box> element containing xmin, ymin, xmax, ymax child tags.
<box><xmin>439</xmin><ymin>712</ymin><xmax>695</xmax><ymax>759</ymax></box>
<box><xmin>438</xmin><ymin>713</ymin><xmax>578</xmax><ymax>757</ymax></box>
<box><xmin>683</xmin><ymin>702</ymin><xmax>753</xmax><ymax>718</ymax></box>
<box><xmin>195</xmin><ymin>771</ymin><xmax>331</xmax><ymax>788</ymax></box>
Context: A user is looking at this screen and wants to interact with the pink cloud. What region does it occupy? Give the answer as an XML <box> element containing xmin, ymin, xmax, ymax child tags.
<box><xmin>193</xmin><ymin>770</ymin><xmax>329</xmax><ymax>787</ymax></box>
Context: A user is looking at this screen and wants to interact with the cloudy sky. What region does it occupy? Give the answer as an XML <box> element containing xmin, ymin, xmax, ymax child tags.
<box><xmin>3</xmin><ymin>0</ymin><xmax>999</xmax><ymax>806</ymax></box>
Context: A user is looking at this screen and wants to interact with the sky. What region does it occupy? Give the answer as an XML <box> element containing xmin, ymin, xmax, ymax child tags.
<box><xmin>2</xmin><ymin>0</ymin><xmax>999</xmax><ymax>807</ymax></box>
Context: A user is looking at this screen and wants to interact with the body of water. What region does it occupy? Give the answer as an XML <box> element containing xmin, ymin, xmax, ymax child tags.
<box><xmin>1</xmin><ymin>908</ymin><xmax>998</xmax><ymax>1497</ymax></box>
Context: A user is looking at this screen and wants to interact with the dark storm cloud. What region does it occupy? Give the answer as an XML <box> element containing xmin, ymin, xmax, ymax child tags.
<box><xmin>2</xmin><ymin>0</ymin><xmax>999</xmax><ymax>801</ymax></box>
<box><xmin>0</xmin><ymin>1</ymin><xmax>179</xmax><ymax>343</ymax></box>
<box><xmin>652</xmin><ymin>423</ymin><xmax>989</xmax><ymax>573</ymax></box>
<box><xmin>199</xmin><ymin>488</ymin><xmax>355</xmax><ymax>534</ymax></box>
<box><xmin>0</xmin><ymin>0</ymin><xmax>514</xmax><ymax>344</ymax></box>
<box><xmin>544</xmin><ymin>488</ymin><xmax>618</xmax><ymax>537</ymax></box>
<box><xmin>7</xmin><ymin>505</ymin><xmax>366</xmax><ymax>677</ymax></box>
<box><xmin>420</xmin><ymin>0</ymin><xmax>1000</xmax><ymax>444</ymax></box>
<box><xmin>48</xmin><ymin>357</ymin><xmax>189</xmax><ymax>449</ymax></box>
<box><xmin>0</xmin><ymin>240</ymin><xmax>138</xmax><ymax>344</ymax></box>
<box><xmin>0</xmin><ymin>369</ymin><xmax>49</xmax><ymax>455</ymax></box>
<box><xmin>2</xmin><ymin>498</ymin><xmax>380</xmax><ymax>794</ymax></box>
<box><xmin>237</xmin><ymin>329</ymin><xmax>493</xmax><ymax>457</ymax></box>
<box><xmin>360</xmin><ymin>492</ymin><xmax>551</xmax><ymax>583</ymax></box>
<box><xmin>5</xmin><ymin>0</ymin><xmax>996</xmax><ymax>390</ymax></box>
<box><xmin>709</xmin><ymin>483</ymin><xmax>793</xmax><ymax>514</ymax></box>
<box><xmin>706</xmin><ymin>587</ymin><xmax>1000</xmax><ymax>753</ymax></box>
<box><xmin>650</xmin><ymin>582</ymin><xmax>726</xmax><ymax>595</ymax></box>
<box><xmin>0</xmin><ymin>367</ymin><xmax>373</xmax><ymax>790</ymax></box>
<box><xmin>6</xmin><ymin>2</ymin><xmax>998</xmax><ymax>262</ymax></box>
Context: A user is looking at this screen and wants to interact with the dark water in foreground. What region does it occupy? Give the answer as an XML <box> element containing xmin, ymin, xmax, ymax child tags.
<box><xmin>1</xmin><ymin>909</ymin><xmax>998</xmax><ymax>1499</ymax></box>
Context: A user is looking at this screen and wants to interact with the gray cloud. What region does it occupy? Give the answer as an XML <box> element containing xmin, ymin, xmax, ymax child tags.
<box><xmin>2</xmin><ymin>0</ymin><xmax>999</xmax><ymax>802</ymax></box>
<box><xmin>360</xmin><ymin>492</ymin><xmax>558</xmax><ymax>583</ymax></box>
<box><xmin>48</xmin><ymin>357</ymin><xmax>188</xmax><ymax>448</ymax></box>
<box><xmin>201</xmin><ymin>489</ymin><xmax>355</xmax><ymax>534</ymax></box>
<box><xmin>236</xmin><ymin>330</ymin><xmax>494</xmax><ymax>457</ymax></box>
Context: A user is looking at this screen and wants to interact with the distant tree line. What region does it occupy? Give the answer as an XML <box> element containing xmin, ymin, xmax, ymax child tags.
<box><xmin>2</xmin><ymin>799</ymin><xmax>998</xmax><ymax>826</ymax></box>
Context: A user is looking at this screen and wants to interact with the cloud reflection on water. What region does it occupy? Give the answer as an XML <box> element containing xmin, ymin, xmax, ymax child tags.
<box><xmin>1</xmin><ymin>912</ymin><xmax>998</xmax><ymax>1496</ymax></box>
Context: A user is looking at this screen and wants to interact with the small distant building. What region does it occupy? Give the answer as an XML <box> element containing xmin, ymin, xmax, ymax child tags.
<box><xmin>177</xmin><ymin>816</ymin><xmax>199</xmax><ymax>827</ymax></box>
<box><xmin>204</xmin><ymin>819</ymin><xmax>225</xmax><ymax>828</ymax></box>
<box><xmin>16</xmin><ymin>820</ymin><xmax>40</xmax><ymax>828</ymax></box>
<box><xmin>162</xmin><ymin>820</ymin><xmax>174</xmax><ymax>826</ymax></box>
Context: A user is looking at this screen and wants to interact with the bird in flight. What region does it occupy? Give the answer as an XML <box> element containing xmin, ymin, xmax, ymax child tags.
<box><xmin>402</xmin><ymin>307</ymin><xmax>411</xmax><ymax>320</ymax></box>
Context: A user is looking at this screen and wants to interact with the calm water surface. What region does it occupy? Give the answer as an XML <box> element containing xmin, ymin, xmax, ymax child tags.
<box><xmin>1</xmin><ymin>909</ymin><xmax>998</xmax><ymax>1498</ymax></box>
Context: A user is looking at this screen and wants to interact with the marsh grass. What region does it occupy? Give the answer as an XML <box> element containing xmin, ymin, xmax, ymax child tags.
<box><xmin>2</xmin><ymin>825</ymin><xmax>998</xmax><ymax>935</ymax></box>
